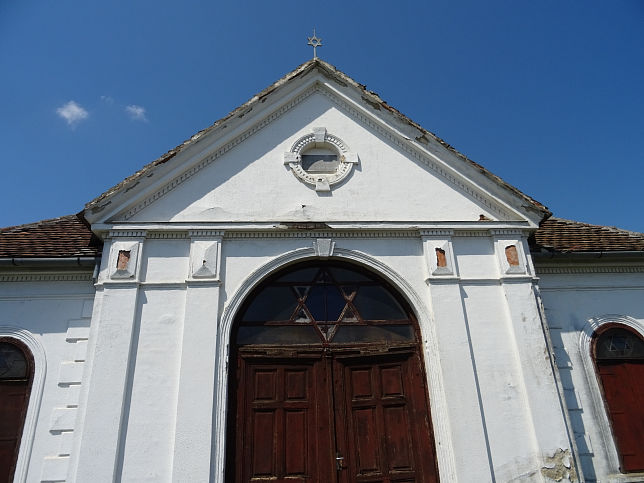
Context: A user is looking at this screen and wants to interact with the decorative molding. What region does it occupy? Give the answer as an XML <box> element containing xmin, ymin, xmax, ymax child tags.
<box><xmin>492</xmin><ymin>236</ymin><xmax>528</xmax><ymax>275</ymax></box>
<box><xmin>212</xmin><ymin>247</ymin><xmax>458</xmax><ymax>483</ymax></box>
<box><xmin>535</xmin><ymin>265</ymin><xmax>644</xmax><ymax>274</ymax></box>
<box><xmin>489</xmin><ymin>229</ymin><xmax>526</xmax><ymax>236</ymax></box>
<box><xmin>223</xmin><ymin>230</ymin><xmax>418</xmax><ymax>239</ymax></box>
<box><xmin>284</xmin><ymin>127</ymin><xmax>358</xmax><ymax>192</ymax></box>
<box><xmin>0</xmin><ymin>327</ymin><xmax>46</xmax><ymax>483</ymax></box>
<box><xmin>578</xmin><ymin>315</ymin><xmax>644</xmax><ymax>477</ymax></box>
<box><xmin>539</xmin><ymin>285</ymin><xmax>644</xmax><ymax>292</ymax></box>
<box><xmin>188</xmin><ymin>230</ymin><xmax>226</xmax><ymax>238</ymax></box>
<box><xmin>108</xmin><ymin>241</ymin><xmax>141</xmax><ymax>280</ymax></box>
<box><xmin>419</xmin><ymin>229</ymin><xmax>454</xmax><ymax>237</ymax></box>
<box><xmin>121</xmin><ymin>86</ymin><xmax>320</xmax><ymax>220</ymax></box>
<box><xmin>190</xmin><ymin>239</ymin><xmax>221</xmax><ymax>279</ymax></box>
<box><xmin>313</xmin><ymin>238</ymin><xmax>335</xmax><ymax>257</ymax></box>
<box><xmin>452</xmin><ymin>230</ymin><xmax>496</xmax><ymax>237</ymax></box>
<box><xmin>40</xmin><ymin>318</ymin><xmax>91</xmax><ymax>482</ymax></box>
<box><xmin>146</xmin><ymin>231</ymin><xmax>188</xmax><ymax>239</ymax></box>
<box><xmin>422</xmin><ymin>234</ymin><xmax>456</xmax><ymax>278</ymax></box>
<box><xmin>0</xmin><ymin>273</ymin><xmax>93</xmax><ymax>282</ymax></box>
<box><xmin>108</xmin><ymin>230</ymin><xmax>147</xmax><ymax>238</ymax></box>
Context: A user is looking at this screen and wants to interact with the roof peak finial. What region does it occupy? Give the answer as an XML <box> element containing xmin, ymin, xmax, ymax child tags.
<box><xmin>307</xmin><ymin>29</ymin><xmax>323</xmax><ymax>59</ymax></box>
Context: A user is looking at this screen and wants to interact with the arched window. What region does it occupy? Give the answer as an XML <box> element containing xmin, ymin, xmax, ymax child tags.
<box><xmin>593</xmin><ymin>326</ymin><xmax>644</xmax><ymax>472</ymax></box>
<box><xmin>0</xmin><ymin>338</ymin><xmax>34</xmax><ymax>482</ymax></box>
<box><xmin>234</xmin><ymin>262</ymin><xmax>417</xmax><ymax>347</ymax></box>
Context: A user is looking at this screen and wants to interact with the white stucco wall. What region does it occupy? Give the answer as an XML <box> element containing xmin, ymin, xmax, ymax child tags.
<box><xmin>538</xmin><ymin>265</ymin><xmax>644</xmax><ymax>482</ymax></box>
<box><xmin>0</xmin><ymin>273</ymin><xmax>95</xmax><ymax>482</ymax></box>
<box><xmin>65</xmin><ymin>229</ymin><xmax>575</xmax><ymax>482</ymax></box>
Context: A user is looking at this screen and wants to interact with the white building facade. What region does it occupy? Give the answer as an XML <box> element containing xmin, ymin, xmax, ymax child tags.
<box><xmin>1</xmin><ymin>59</ymin><xmax>642</xmax><ymax>482</ymax></box>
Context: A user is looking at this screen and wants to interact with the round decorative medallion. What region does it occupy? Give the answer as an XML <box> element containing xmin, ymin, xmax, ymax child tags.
<box><xmin>284</xmin><ymin>127</ymin><xmax>358</xmax><ymax>191</ymax></box>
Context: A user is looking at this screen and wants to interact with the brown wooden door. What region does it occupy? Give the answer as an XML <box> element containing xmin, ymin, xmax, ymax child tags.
<box><xmin>597</xmin><ymin>360</ymin><xmax>644</xmax><ymax>472</ymax></box>
<box><xmin>232</xmin><ymin>350</ymin><xmax>438</xmax><ymax>483</ymax></box>
<box><xmin>234</xmin><ymin>353</ymin><xmax>336</xmax><ymax>482</ymax></box>
<box><xmin>333</xmin><ymin>352</ymin><xmax>438</xmax><ymax>483</ymax></box>
<box><xmin>0</xmin><ymin>340</ymin><xmax>33</xmax><ymax>483</ymax></box>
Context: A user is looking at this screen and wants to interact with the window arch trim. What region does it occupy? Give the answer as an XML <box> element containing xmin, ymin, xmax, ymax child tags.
<box><xmin>211</xmin><ymin>247</ymin><xmax>457</xmax><ymax>482</ymax></box>
<box><xmin>579</xmin><ymin>315</ymin><xmax>644</xmax><ymax>476</ymax></box>
<box><xmin>0</xmin><ymin>327</ymin><xmax>46</xmax><ymax>483</ymax></box>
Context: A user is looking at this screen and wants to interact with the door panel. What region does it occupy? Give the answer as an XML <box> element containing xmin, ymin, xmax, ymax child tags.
<box><xmin>598</xmin><ymin>361</ymin><xmax>644</xmax><ymax>472</ymax></box>
<box><xmin>235</xmin><ymin>356</ymin><xmax>335</xmax><ymax>482</ymax></box>
<box><xmin>232</xmin><ymin>351</ymin><xmax>438</xmax><ymax>483</ymax></box>
<box><xmin>334</xmin><ymin>353</ymin><xmax>438</xmax><ymax>483</ymax></box>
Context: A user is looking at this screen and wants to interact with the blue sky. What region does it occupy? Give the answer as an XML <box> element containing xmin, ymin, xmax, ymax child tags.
<box><xmin>1</xmin><ymin>1</ymin><xmax>643</xmax><ymax>231</ymax></box>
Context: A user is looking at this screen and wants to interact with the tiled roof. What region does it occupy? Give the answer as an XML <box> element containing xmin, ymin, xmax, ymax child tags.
<box><xmin>0</xmin><ymin>214</ymin><xmax>102</xmax><ymax>258</ymax></box>
<box><xmin>532</xmin><ymin>217</ymin><xmax>644</xmax><ymax>253</ymax></box>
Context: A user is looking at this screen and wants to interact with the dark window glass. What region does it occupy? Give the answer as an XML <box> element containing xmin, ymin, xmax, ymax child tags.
<box><xmin>596</xmin><ymin>328</ymin><xmax>644</xmax><ymax>359</ymax></box>
<box><xmin>0</xmin><ymin>343</ymin><xmax>28</xmax><ymax>380</ymax></box>
<box><xmin>301</xmin><ymin>154</ymin><xmax>339</xmax><ymax>173</ymax></box>
<box><xmin>333</xmin><ymin>325</ymin><xmax>415</xmax><ymax>343</ymax></box>
<box><xmin>235</xmin><ymin>263</ymin><xmax>415</xmax><ymax>346</ymax></box>
<box><xmin>352</xmin><ymin>286</ymin><xmax>407</xmax><ymax>320</ymax></box>
<box><xmin>237</xmin><ymin>326</ymin><xmax>320</xmax><ymax>345</ymax></box>
<box><xmin>275</xmin><ymin>268</ymin><xmax>319</xmax><ymax>283</ymax></box>
<box><xmin>328</xmin><ymin>267</ymin><xmax>373</xmax><ymax>282</ymax></box>
<box><xmin>241</xmin><ymin>286</ymin><xmax>298</xmax><ymax>321</ymax></box>
<box><xmin>305</xmin><ymin>284</ymin><xmax>346</xmax><ymax>322</ymax></box>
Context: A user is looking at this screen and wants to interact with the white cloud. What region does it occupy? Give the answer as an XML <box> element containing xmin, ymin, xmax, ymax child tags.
<box><xmin>125</xmin><ymin>104</ymin><xmax>147</xmax><ymax>122</ymax></box>
<box><xmin>56</xmin><ymin>101</ymin><xmax>89</xmax><ymax>127</ymax></box>
<box><xmin>100</xmin><ymin>95</ymin><xmax>114</xmax><ymax>105</ymax></box>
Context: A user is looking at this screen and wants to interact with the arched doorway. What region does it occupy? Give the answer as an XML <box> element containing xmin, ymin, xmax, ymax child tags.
<box><xmin>0</xmin><ymin>338</ymin><xmax>34</xmax><ymax>483</ymax></box>
<box><xmin>227</xmin><ymin>261</ymin><xmax>439</xmax><ymax>482</ymax></box>
<box><xmin>594</xmin><ymin>326</ymin><xmax>644</xmax><ymax>472</ymax></box>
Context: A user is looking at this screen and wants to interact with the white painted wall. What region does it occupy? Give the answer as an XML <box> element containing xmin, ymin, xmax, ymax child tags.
<box><xmin>538</xmin><ymin>266</ymin><xmax>644</xmax><ymax>482</ymax></box>
<box><xmin>65</xmin><ymin>229</ymin><xmax>575</xmax><ymax>482</ymax></box>
<box><xmin>0</xmin><ymin>273</ymin><xmax>95</xmax><ymax>483</ymax></box>
<box><xmin>125</xmin><ymin>93</ymin><xmax>506</xmax><ymax>224</ymax></box>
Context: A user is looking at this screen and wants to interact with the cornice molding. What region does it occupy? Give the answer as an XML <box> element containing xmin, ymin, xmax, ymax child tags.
<box><xmin>223</xmin><ymin>230</ymin><xmax>419</xmax><ymax>239</ymax></box>
<box><xmin>535</xmin><ymin>265</ymin><xmax>644</xmax><ymax>274</ymax></box>
<box><xmin>0</xmin><ymin>273</ymin><xmax>94</xmax><ymax>282</ymax></box>
<box><xmin>146</xmin><ymin>232</ymin><xmax>189</xmax><ymax>239</ymax></box>
<box><xmin>108</xmin><ymin>230</ymin><xmax>147</xmax><ymax>238</ymax></box>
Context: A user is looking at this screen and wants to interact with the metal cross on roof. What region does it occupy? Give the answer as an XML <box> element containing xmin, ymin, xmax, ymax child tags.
<box><xmin>307</xmin><ymin>29</ymin><xmax>323</xmax><ymax>59</ymax></box>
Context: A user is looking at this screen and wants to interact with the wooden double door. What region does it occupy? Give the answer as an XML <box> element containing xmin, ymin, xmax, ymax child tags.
<box><xmin>230</xmin><ymin>348</ymin><xmax>439</xmax><ymax>483</ymax></box>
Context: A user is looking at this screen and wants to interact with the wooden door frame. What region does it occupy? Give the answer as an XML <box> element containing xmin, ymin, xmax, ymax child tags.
<box><xmin>0</xmin><ymin>337</ymin><xmax>35</xmax><ymax>483</ymax></box>
<box><xmin>227</xmin><ymin>345</ymin><xmax>440</xmax><ymax>482</ymax></box>
<box><xmin>217</xmin><ymin>253</ymin><xmax>455</xmax><ymax>481</ymax></box>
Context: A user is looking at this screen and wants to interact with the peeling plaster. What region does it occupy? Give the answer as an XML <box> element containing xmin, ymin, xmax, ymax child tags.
<box><xmin>541</xmin><ymin>449</ymin><xmax>577</xmax><ymax>482</ymax></box>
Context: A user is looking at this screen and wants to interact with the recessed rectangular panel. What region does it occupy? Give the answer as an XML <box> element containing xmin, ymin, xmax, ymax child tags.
<box><xmin>251</xmin><ymin>410</ymin><xmax>275</xmax><ymax>476</ymax></box>
<box><xmin>253</xmin><ymin>369</ymin><xmax>277</xmax><ymax>401</ymax></box>
<box><xmin>383</xmin><ymin>405</ymin><xmax>414</xmax><ymax>471</ymax></box>
<box><xmin>350</xmin><ymin>368</ymin><xmax>373</xmax><ymax>399</ymax></box>
<box><xmin>285</xmin><ymin>410</ymin><xmax>307</xmax><ymax>475</ymax></box>
<box><xmin>381</xmin><ymin>365</ymin><xmax>404</xmax><ymax>397</ymax></box>
<box><xmin>352</xmin><ymin>406</ymin><xmax>380</xmax><ymax>473</ymax></box>
<box><xmin>285</xmin><ymin>369</ymin><xmax>307</xmax><ymax>400</ymax></box>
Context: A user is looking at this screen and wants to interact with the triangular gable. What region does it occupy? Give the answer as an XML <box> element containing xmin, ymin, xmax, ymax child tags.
<box><xmin>83</xmin><ymin>59</ymin><xmax>550</xmax><ymax>227</ymax></box>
